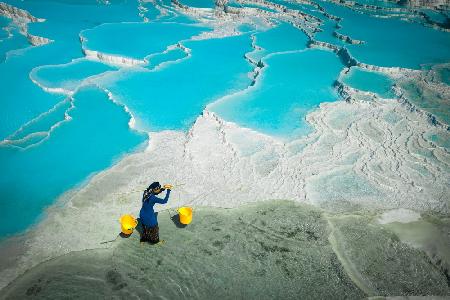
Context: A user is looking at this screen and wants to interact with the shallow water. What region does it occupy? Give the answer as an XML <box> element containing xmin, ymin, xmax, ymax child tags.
<box><xmin>399</xmin><ymin>78</ymin><xmax>450</xmax><ymax>125</ymax></box>
<box><xmin>81</xmin><ymin>22</ymin><xmax>209</xmax><ymax>61</ymax></box>
<box><xmin>328</xmin><ymin>214</ymin><xmax>449</xmax><ymax>296</ymax></box>
<box><xmin>316</xmin><ymin>0</ymin><xmax>450</xmax><ymax>68</ymax></box>
<box><xmin>0</xmin><ymin>0</ymin><xmax>155</xmax><ymax>238</ymax></box>
<box><xmin>421</xmin><ymin>9</ymin><xmax>448</xmax><ymax>24</ymax></box>
<box><xmin>383</xmin><ymin>217</ymin><xmax>450</xmax><ymax>278</ymax></box>
<box><xmin>210</xmin><ymin>48</ymin><xmax>342</xmax><ymax>138</ymax></box>
<box><xmin>96</xmin><ymin>34</ymin><xmax>254</xmax><ymax>132</ymax></box>
<box><xmin>255</xmin><ymin>22</ymin><xmax>309</xmax><ymax>54</ymax></box>
<box><xmin>350</xmin><ymin>0</ymin><xmax>401</xmax><ymax>8</ymax></box>
<box><xmin>2</xmin><ymin>201</ymin><xmax>448</xmax><ymax>299</ymax></box>
<box><xmin>0</xmin><ymin>45</ymin><xmax>67</xmax><ymax>141</ymax></box>
<box><xmin>0</xmin><ymin>19</ymin><xmax>29</xmax><ymax>63</ymax></box>
<box><xmin>314</xmin><ymin>19</ymin><xmax>346</xmax><ymax>46</ymax></box>
<box><xmin>342</xmin><ymin>66</ymin><xmax>395</xmax><ymax>98</ymax></box>
<box><xmin>31</xmin><ymin>59</ymin><xmax>117</xmax><ymax>93</ymax></box>
<box><xmin>0</xmin><ymin>86</ymin><xmax>146</xmax><ymax>237</ymax></box>
<box><xmin>179</xmin><ymin>0</ymin><xmax>215</xmax><ymax>8</ymax></box>
<box><xmin>147</xmin><ymin>47</ymin><xmax>187</xmax><ymax>69</ymax></box>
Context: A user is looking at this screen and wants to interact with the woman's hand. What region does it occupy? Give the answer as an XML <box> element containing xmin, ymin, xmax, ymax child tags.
<box><xmin>163</xmin><ymin>184</ymin><xmax>173</xmax><ymax>190</ymax></box>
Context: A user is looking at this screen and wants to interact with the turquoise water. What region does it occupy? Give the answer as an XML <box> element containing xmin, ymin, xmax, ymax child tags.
<box><xmin>0</xmin><ymin>0</ymin><xmax>150</xmax><ymax>238</ymax></box>
<box><xmin>31</xmin><ymin>59</ymin><xmax>117</xmax><ymax>93</ymax></box>
<box><xmin>238</xmin><ymin>23</ymin><xmax>257</xmax><ymax>33</ymax></box>
<box><xmin>342</xmin><ymin>67</ymin><xmax>395</xmax><ymax>98</ymax></box>
<box><xmin>210</xmin><ymin>49</ymin><xmax>342</xmax><ymax>138</ymax></box>
<box><xmin>255</xmin><ymin>22</ymin><xmax>309</xmax><ymax>54</ymax></box>
<box><xmin>0</xmin><ymin>21</ymin><xmax>29</xmax><ymax>63</ymax></box>
<box><xmin>0</xmin><ymin>0</ymin><xmax>144</xmax><ymax>141</ymax></box>
<box><xmin>4</xmin><ymin>100</ymin><xmax>72</xmax><ymax>148</ymax></box>
<box><xmin>316</xmin><ymin>0</ymin><xmax>450</xmax><ymax>68</ymax></box>
<box><xmin>350</xmin><ymin>0</ymin><xmax>400</xmax><ymax>8</ymax></box>
<box><xmin>139</xmin><ymin>1</ymin><xmax>162</xmax><ymax>20</ymax></box>
<box><xmin>344</xmin><ymin>17</ymin><xmax>450</xmax><ymax>68</ymax></box>
<box><xmin>97</xmin><ymin>34</ymin><xmax>254</xmax><ymax>131</ymax></box>
<box><xmin>0</xmin><ymin>16</ymin><xmax>11</xmax><ymax>40</ymax></box>
<box><xmin>314</xmin><ymin>19</ymin><xmax>346</xmax><ymax>46</ymax></box>
<box><xmin>0</xmin><ymin>86</ymin><xmax>146</xmax><ymax>237</ymax></box>
<box><xmin>1</xmin><ymin>0</ymin><xmax>449</xmax><ymax>241</ymax></box>
<box><xmin>0</xmin><ymin>45</ymin><xmax>67</xmax><ymax>141</ymax></box>
<box><xmin>147</xmin><ymin>47</ymin><xmax>187</xmax><ymax>69</ymax></box>
<box><xmin>246</xmin><ymin>22</ymin><xmax>309</xmax><ymax>62</ymax></box>
<box><xmin>81</xmin><ymin>22</ymin><xmax>209</xmax><ymax>61</ymax></box>
<box><xmin>421</xmin><ymin>9</ymin><xmax>448</xmax><ymax>24</ymax></box>
<box><xmin>179</xmin><ymin>0</ymin><xmax>215</xmax><ymax>8</ymax></box>
<box><xmin>0</xmin><ymin>15</ymin><xmax>8</xmax><ymax>29</ymax></box>
<box><xmin>271</xmin><ymin>0</ymin><xmax>326</xmax><ymax>21</ymax></box>
<box><xmin>435</xmin><ymin>65</ymin><xmax>450</xmax><ymax>85</ymax></box>
<box><xmin>0</xmin><ymin>25</ymin><xmax>29</xmax><ymax>62</ymax></box>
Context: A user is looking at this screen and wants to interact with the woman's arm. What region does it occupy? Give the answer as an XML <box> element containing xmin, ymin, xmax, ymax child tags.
<box><xmin>152</xmin><ymin>189</ymin><xmax>171</xmax><ymax>204</ymax></box>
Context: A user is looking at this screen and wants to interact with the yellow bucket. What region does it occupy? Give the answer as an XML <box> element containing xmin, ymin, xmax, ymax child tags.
<box><xmin>119</xmin><ymin>214</ymin><xmax>138</xmax><ymax>235</ymax></box>
<box><xmin>178</xmin><ymin>207</ymin><xmax>193</xmax><ymax>225</ymax></box>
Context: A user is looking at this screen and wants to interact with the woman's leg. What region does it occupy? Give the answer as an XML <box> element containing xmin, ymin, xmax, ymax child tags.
<box><xmin>148</xmin><ymin>225</ymin><xmax>160</xmax><ymax>244</ymax></box>
<box><xmin>141</xmin><ymin>224</ymin><xmax>150</xmax><ymax>242</ymax></box>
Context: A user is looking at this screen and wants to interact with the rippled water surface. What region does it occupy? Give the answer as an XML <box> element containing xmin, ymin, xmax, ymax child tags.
<box><xmin>2</xmin><ymin>201</ymin><xmax>448</xmax><ymax>298</ymax></box>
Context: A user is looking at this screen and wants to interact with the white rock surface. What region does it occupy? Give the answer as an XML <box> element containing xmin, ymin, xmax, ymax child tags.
<box><xmin>1</xmin><ymin>89</ymin><xmax>449</xmax><ymax>289</ymax></box>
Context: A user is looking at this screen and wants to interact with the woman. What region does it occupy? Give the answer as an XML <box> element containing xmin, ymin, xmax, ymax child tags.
<box><xmin>139</xmin><ymin>181</ymin><xmax>171</xmax><ymax>244</ymax></box>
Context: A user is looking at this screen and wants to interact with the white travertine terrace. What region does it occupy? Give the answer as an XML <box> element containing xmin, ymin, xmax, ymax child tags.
<box><xmin>0</xmin><ymin>0</ymin><xmax>449</xmax><ymax>293</ymax></box>
<box><xmin>2</xmin><ymin>82</ymin><xmax>448</xmax><ymax>287</ymax></box>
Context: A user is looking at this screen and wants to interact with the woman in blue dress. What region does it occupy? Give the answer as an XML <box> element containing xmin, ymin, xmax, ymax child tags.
<box><xmin>140</xmin><ymin>182</ymin><xmax>171</xmax><ymax>244</ymax></box>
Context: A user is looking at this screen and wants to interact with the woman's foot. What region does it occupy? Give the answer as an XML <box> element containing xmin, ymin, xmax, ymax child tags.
<box><xmin>151</xmin><ymin>240</ymin><xmax>165</xmax><ymax>246</ymax></box>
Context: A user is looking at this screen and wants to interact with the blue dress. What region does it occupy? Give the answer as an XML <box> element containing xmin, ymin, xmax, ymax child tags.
<box><xmin>139</xmin><ymin>190</ymin><xmax>171</xmax><ymax>227</ymax></box>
